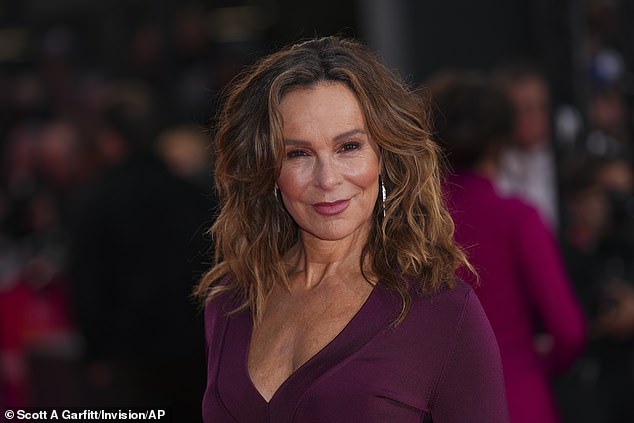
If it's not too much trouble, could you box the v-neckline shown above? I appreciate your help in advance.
[246,283,379,404]
[216,281,400,422]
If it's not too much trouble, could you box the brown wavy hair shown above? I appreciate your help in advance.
[194,36,470,323]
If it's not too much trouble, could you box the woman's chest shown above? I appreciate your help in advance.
[247,291,369,400]
[210,325,438,423]
[205,303,450,423]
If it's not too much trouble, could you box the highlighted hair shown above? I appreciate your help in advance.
[194,36,470,324]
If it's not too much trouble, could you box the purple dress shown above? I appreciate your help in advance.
[202,279,509,422]
[444,170,586,423]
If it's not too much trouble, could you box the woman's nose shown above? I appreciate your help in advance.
[314,157,342,190]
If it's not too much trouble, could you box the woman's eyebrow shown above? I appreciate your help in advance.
[333,129,367,142]
[283,139,310,146]
[284,129,367,146]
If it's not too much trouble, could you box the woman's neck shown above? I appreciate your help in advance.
[285,230,372,290]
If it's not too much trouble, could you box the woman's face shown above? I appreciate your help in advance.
[277,82,380,243]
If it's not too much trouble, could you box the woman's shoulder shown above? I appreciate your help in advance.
[426,278,474,305]
[202,277,244,322]
[406,278,486,327]
[408,276,472,302]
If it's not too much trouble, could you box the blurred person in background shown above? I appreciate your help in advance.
[583,0,632,161]
[429,70,586,423]
[492,61,560,232]
[585,78,631,160]
[155,124,212,191]
[557,154,634,423]
[68,83,214,422]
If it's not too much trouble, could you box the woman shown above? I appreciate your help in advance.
[195,37,509,422]
[429,71,586,423]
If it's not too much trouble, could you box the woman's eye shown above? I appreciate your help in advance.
[340,141,361,152]
[286,149,309,159]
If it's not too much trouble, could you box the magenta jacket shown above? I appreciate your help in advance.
[444,170,586,423]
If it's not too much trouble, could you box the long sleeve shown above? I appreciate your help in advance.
[432,289,510,423]
[514,204,586,373]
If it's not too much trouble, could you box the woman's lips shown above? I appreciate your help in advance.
[312,199,350,216]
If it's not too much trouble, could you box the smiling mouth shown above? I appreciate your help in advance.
[312,199,350,216]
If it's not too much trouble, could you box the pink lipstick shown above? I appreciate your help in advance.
[312,199,349,216]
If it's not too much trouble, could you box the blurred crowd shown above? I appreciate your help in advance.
[424,1,634,420]
[0,1,633,422]
[0,2,270,420]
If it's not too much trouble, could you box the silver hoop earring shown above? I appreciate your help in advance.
[274,184,282,233]
[274,184,281,202]
[380,176,387,219]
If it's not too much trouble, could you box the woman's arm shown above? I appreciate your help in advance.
[432,289,510,423]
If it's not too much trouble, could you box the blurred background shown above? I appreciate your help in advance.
[0,0,633,422]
